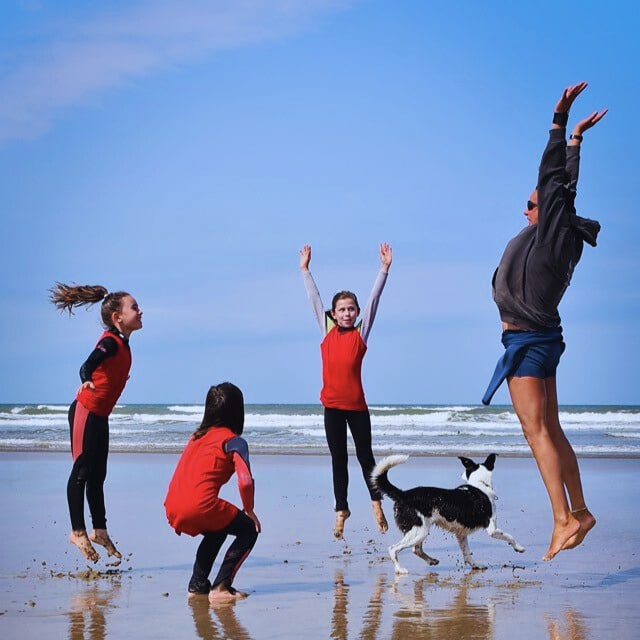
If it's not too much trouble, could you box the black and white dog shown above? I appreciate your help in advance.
[371,454,524,573]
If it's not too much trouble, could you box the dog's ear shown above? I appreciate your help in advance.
[458,456,478,473]
[483,453,497,471]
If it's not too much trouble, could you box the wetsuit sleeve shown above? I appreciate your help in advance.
[224,436,255,512]
[359,270,388,344]
[536,128,573,244]
[79,337,119,383]
[302,269,327,335]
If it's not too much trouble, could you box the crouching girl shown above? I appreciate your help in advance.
[165,382,261,603]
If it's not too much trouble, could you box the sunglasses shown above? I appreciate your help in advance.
[527,200,538,211]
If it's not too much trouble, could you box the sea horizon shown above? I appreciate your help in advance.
[2,402,639,458]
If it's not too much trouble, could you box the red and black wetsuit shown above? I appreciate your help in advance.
[67,329,131,531]
[165,427,258,594]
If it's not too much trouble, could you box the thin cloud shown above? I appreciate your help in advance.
[0,0,353,142]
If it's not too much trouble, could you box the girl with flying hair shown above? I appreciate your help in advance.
[51,283,143,563]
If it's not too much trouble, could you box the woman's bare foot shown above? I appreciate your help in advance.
[562,508,596,551]
[69,530,100,563]
[371,500,388,534]
[89,529,122,559]
[542,515,581,561]
[333,510,351,539]
[209,585,249,604]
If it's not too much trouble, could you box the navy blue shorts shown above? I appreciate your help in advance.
[511,340,565,379]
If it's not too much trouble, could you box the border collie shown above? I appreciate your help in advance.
[371,454,524,573]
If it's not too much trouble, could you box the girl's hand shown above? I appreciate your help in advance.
[77,380,95,395]
[299,244,311,271]
[379,242,392,272]
[246,510,262,533]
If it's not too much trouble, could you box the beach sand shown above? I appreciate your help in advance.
[1,452,638,639]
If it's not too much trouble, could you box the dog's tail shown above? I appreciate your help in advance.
[370,455,408,502]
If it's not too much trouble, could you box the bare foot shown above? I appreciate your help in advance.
[209,585,249,604]
[333,510,351,540]
[69,530,100,563]
[542,516,581,561]
[562,509,596,551]
[371,500,388,534]
[89,529,122,559]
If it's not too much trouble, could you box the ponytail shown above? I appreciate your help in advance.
[50,283,130,329]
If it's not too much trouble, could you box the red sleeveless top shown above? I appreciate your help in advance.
[77,330,131,417]
[320,326,368,411]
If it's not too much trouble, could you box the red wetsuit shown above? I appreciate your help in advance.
[77,330,131,417]
[67,329,132,530]
[165,427,255,536]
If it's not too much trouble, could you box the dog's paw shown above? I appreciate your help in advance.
[428,557,439,566]
[514,544,525,553]
[471,564,487,571]
[394,566,409,575]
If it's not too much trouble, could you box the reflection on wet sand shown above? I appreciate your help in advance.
[388,573,494,639]
[547,610,590,640]
[327,567,586,640]
[68,581,121,640]
[331,570,387,640]
[189,597,253,640]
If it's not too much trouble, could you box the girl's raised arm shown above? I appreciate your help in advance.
[300,244,326,334]
[360,243,392,343]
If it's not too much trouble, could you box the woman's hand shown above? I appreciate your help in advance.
[555,81,588,113]
[299,244,311,271]
[573,109,608,135]
[379,242,392,272]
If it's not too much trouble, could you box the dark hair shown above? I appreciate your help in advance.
[49,283,130,329]
[331,290,360,314]
[192,382,245,439]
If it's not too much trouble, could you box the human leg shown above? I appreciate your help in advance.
[209,511,259,603]
[67,401,99,562]
[83,416,122,559]
[85,423,108,531]
[324,408,351,538]
[347,411,388,533]
[507,375,579,560]
[544,379,596,549]
[189,531,227,596]
[324,408,350,511]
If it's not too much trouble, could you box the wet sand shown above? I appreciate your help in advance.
[1,452,638,639]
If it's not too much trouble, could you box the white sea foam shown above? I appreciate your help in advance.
[168,405,203,414]
[558,410,639,424]
[1,404,639,456]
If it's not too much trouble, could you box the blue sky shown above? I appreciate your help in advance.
[1,0,637,405]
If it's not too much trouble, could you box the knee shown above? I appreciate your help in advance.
[238,529,258,551]
[70,465,89,484]
[354,447,374,467]
[520,420,549,443]
[330,449,348,466]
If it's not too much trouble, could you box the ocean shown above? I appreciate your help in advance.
[1,404,639,458]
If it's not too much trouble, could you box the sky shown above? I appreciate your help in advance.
[0,0,638,406]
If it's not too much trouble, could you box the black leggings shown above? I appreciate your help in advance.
[324,407,382,512]
[67,400,109,531]
[191,511,259,591]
